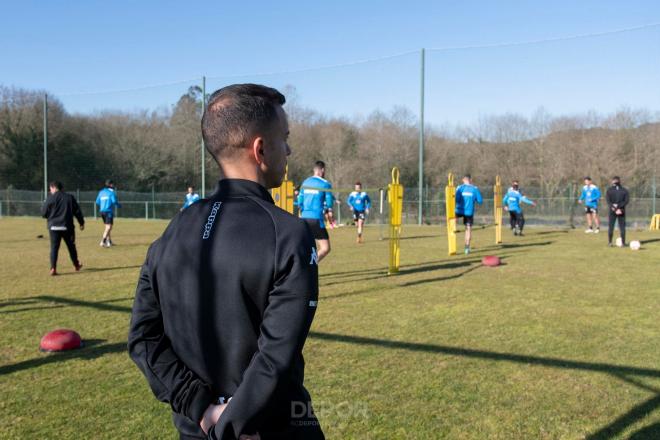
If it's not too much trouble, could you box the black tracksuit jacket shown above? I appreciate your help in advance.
[41,191,85,229]
[128,179,323,440]
[605,184,630,214]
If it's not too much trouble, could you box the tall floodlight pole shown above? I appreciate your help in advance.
[418,48,425,225]
[201,76,207,198]
[43,93,48,200]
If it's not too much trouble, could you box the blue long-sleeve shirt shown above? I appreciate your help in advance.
[182,192,201,209]
[96,187,121,213]
[298,176,334,226]
[579,184,601,209]
[503,188,534,213]
[347,191,371,212]
[455,184,483,217]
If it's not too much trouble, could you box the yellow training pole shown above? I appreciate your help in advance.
[650,214,660,231]
[445,173,457,255]
[494,175,503,244]
[388,167,403,275]
[271,166,295,214]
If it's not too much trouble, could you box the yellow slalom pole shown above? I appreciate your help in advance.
[271,165,295,214]
[445,173,457,256]
[388,167,403,275]
[650,214,660,230]
[494,175,503,244]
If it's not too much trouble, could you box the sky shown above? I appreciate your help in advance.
[2,0,660,126]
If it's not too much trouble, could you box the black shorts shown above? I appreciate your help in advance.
[101,213,114,225]
[456,214,474,226]
[585,207,598,214]
[353,211,366,221]
[303,219,329,240]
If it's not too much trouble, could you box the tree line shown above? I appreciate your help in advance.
[1,85,658,197]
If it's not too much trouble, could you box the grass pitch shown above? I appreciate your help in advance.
[1,217,659,439]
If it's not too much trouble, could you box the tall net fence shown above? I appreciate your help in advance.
[2,185,656,229]
[1,24,659,227]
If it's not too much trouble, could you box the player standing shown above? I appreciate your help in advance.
[182,186,201,210]
[606,176,629,247]
[95,179,121,247]
[347,182,371,243]
[578,176,601,233]
[503,180,536,236]
[298,161,334,261]
[454,174,483,254]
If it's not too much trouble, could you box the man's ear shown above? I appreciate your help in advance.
[251,137,265,164]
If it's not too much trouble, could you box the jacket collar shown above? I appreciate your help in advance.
[215,179,274,203]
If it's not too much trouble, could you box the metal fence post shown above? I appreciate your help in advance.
[93,202,97,220]
[145,201,149,220]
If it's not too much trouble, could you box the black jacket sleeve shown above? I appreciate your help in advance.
[128,242,215,425]
[72,197,85,226]
[211,224,318,440]
[605,188,613,208]
[41,196,52,219]
[620,188,630,209]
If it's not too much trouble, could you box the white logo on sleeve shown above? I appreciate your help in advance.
[310,247,318,265]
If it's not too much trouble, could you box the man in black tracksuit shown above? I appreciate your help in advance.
[605,176,630,246]
[41,181,84,275]
[128,84,324,440]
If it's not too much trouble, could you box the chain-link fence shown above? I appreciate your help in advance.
[3,186,656,229]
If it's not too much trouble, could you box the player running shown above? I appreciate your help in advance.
[503,180,536,236]
[41,181,84,276]
[347,181,371,243]
[298,161,334,261]
[454,174,483,254]
[578,176,601,233]
[181,186,201,210]
[95,179,121,247]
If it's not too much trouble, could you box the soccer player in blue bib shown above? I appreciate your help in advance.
[578,176,601,233]
[455,174,483,254]
[182,186,201,210]
[503,180,536,236]
[298,161,334,261]
[347,181,371,243]
[95,179,121,247]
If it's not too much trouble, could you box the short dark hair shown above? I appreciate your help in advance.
[612,176,621,182]
[314,161,326,170]
[463,174,471,180]
[105,179,114,187]
[49,181,63,190]
[355,181,362,186]
[202,84,286,162]
[584,176,592,181]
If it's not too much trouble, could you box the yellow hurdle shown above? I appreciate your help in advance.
[445,173,457,256]
[271,166,295,214]
[494,175,503,244]
[388,167,403,275]
[650,214,660,231]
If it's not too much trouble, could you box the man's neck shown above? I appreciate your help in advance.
[220,164,267,187]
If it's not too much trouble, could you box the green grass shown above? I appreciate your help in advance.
[1,217,659,439]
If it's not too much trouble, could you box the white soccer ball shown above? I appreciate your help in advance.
[615,237,623,247]
[630,240,641,250]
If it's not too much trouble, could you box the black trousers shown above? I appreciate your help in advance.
[49,229,79,269]
[608,212,626,244]
[509,211,525,231]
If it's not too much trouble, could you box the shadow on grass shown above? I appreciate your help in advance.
[321,260,484,288]
[78,265,142,273]
[309,331,660,438]
[0,339,126,376]
[0,295,133,314]
[641,238,660,245]
[500,241,554,249]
